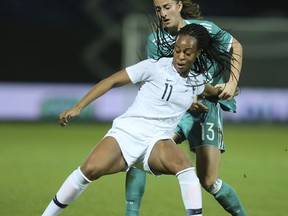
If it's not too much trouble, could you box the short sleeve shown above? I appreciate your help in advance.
[125,59,153,84]
[147,32,159,59]
[210,22,233,51]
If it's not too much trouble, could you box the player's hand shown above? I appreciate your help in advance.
[59,106,81,127]
[189,97,208,113]
[215,83,239,100]
[234,86,240,96]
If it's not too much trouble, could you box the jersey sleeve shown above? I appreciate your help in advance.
[125,59,153,84]
[147,32,159,59]
[210,21,233,51]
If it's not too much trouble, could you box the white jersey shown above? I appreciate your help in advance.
[105,57,204,173]
[125,57,203,122]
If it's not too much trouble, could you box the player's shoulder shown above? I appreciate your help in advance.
[140,57,171,68]
[148,57,173,74]
[157,57,172,66]
[185,19,215,26]
[148,29,161,41]
[185,19,219,33]
[147,31,154,40]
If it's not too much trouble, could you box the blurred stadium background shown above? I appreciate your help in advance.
[1,0,288,122]
[1,1,288,215]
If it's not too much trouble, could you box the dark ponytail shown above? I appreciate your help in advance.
[180,0,203,20]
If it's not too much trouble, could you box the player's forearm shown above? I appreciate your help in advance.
[73,79,114,111]
[229,38,243,86]
[74,70,131,111]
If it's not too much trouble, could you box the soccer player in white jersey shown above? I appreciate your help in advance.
[42,23,235,216]
[125,1,247,216]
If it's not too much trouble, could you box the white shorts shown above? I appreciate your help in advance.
[104,116,173,175]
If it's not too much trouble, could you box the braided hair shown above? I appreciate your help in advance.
[180,23,234,74]
[154,23,237,82]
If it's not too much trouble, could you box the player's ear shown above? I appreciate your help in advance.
[178,0,183,12]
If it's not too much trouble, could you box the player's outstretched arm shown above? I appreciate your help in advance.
[59,70,131,126]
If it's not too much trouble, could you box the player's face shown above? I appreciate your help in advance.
[172,35,200,77]
[153,0,183,30]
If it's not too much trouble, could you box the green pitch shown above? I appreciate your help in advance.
[0,121,287,216]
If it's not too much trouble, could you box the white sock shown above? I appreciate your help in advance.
[42,167,91,216]
[176,167,202,216]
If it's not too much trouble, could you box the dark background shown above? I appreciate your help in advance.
[1,0,287,85]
